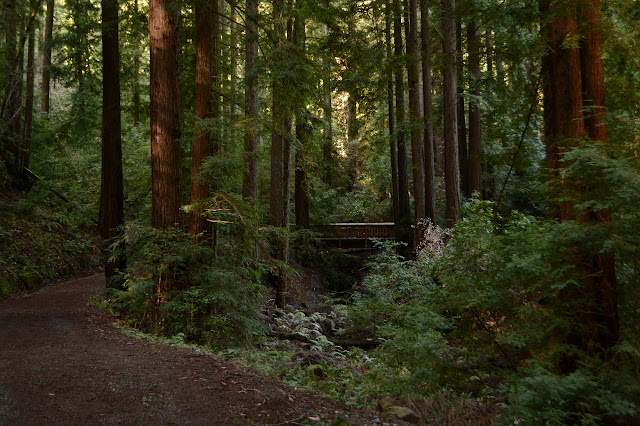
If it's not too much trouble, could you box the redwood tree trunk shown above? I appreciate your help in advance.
[3,0,22,179]
[386,0,399,224]
[347,90,358,185]
[22,18,35,171]
[294,15,309,229]
[149,0,182,229]
[541,0,618,366]
[270,0,285,229]
[242,0,259,201]
[442,0,460,226]
[393,0,413,253]
[467,20,481,196]
[189,2,213,237]
[295,117,310,229]
[579,0,619,355]
[100,0,126,286]
[40,0,53,115]
[321,25,334,187]
[456,21,468,198]
[132,0,141,127]
[541,0,584,220]
[420,0,436,222]
[406,0,425,238]
[270,0,289,308]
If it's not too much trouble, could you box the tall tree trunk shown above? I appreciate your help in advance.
[321,24,334,187]
[3,0,22,179]
[579,0,619,355]
[386,0,399,224]
[541,0,584,371]
[406,0,425,240]
[393,0,413,253]
[100,0,126,287]
[132,0,141,127]
[420,0,435,222]
[282,6,294,237]
[39,0,53,115]
[294,117,310,228]
[242,0,259,200]
[189,2,213,238]
[36,14,43,93]
[442,0,460,226]
[467,20,481,196]
[485,30,493,77]
[541,0,619,369]
[294,15,309,229]
[270,0,285,229]
[212,0,221,157]
[270,0,288,308]
[347,90,358,186]
[22,16,35,171]
[149,0,182,229]
[229,2,237,125]
[541,0,583,220]
[456,21,468,198]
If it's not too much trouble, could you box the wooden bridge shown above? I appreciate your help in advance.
[312,222,396,249]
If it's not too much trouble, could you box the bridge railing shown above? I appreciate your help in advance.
[311,222,395,249]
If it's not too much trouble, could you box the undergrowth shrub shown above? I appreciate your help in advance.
[108,223,265,348]
[346,241,456,396]
[342,197,639,422]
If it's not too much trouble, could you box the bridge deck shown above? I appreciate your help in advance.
[312,222,395,249]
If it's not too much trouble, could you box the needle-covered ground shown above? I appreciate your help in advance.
[0,274,399,425]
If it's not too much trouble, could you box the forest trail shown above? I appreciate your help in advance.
[0,275,388,425]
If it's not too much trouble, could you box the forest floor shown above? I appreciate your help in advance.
[0,274,401,425]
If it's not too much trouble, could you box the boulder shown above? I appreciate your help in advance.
[378,397,420,424]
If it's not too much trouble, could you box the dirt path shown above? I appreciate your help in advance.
[0,275,390,425]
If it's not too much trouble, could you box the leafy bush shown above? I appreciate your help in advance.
[341,196,639,422]
[108,224,265,348]
[346,241,455,396]
[502,364,638,424]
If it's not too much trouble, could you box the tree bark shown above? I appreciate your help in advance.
[347,90,358,185]
[385,0,399,225]
[270,0,285,229]
[39,0,53,115]
[282,7,294,237]
[578,0,619,356]
[22,16,35,171]
[541,0,618,367]
[321,24,334,187]
[3,0,22,179]
[242,0,259,201]
[132,0,141,127]
[420,0,435,222]
[467,20,481,196]
[149,0,182,229]
[294,15,309,229]
[541,0,583,220]
[189,2,213,238]
[393,0,413,253]
[442,0,460,226]
[406,0,425,239]
[100,0,126,286]
[270,0,289,309]
[229,3,237,125]
[456,21,468,199]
